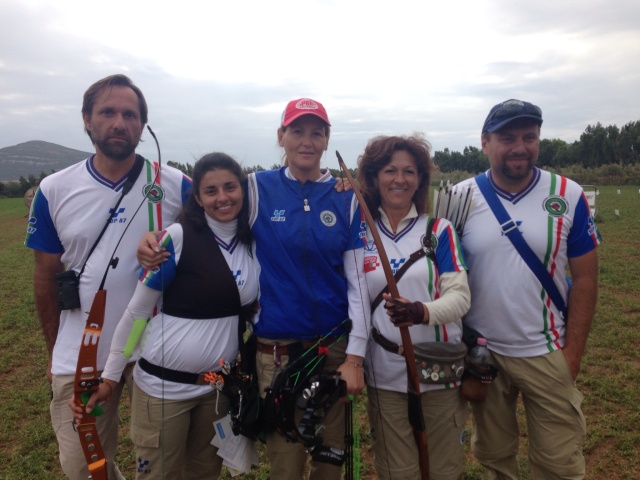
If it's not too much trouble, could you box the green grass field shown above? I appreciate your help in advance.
[0,185,639,479]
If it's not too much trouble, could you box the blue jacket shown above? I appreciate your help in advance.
[248,167,363,339]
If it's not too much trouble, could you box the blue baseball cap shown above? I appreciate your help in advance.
[482,99,543,133]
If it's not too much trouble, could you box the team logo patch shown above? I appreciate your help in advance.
[364,239,377,253]
[543,196,568,217]
[389,258,406,274]
[27,217,37,235]
[364,255,380,272]
[420,232,438,254]
[271,210,286,222]
[137,457,151,474]
[320,210,337,227]
[143,183,165,203]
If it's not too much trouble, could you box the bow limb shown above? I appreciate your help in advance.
[336,151,430,480]
[74,289,108,480]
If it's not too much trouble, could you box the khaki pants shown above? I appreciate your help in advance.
[257,338,347,480]
[50,364,133,480]
[471,349,586,480]
[130,381,229,480]
[367,386,468,480]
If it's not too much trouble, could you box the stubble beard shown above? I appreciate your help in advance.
[501,156,534,181]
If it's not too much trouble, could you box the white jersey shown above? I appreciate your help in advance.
[103,217,259,400]
[364,207,467,393]
[458,168,600,357]
[25,155,190,375]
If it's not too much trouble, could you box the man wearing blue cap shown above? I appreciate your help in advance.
[455,99,601,479]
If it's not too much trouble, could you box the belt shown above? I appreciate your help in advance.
[138,357,210,385]
[372,326,404,356]
[256,335,342,356]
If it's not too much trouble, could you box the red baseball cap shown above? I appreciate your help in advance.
[281,98,331,127]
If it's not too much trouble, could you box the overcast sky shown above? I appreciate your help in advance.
[2,0,639,171]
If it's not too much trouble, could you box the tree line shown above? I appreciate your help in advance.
[442,120,640,171]
[0,171,49,199]
[3,119,639,200]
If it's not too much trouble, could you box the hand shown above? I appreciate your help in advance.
[337,355,365,399]
[69,380,115,421]
[383,293,427,327]
[137,231,168,269]
[561,347,581,381]
[333,177,353,193]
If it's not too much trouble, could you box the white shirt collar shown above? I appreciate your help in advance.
[377,203,419,230]
[284,166,333,183]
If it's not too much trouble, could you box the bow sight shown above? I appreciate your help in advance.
[264,343,347,465]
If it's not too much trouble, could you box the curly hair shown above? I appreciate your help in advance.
[356,134,433,218]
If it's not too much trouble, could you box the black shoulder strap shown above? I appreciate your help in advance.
[422,216,437,264]
[122,154,145,195]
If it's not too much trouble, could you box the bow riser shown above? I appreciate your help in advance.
[74,289,108,480]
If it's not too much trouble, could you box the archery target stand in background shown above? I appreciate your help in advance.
[581,184,597,217]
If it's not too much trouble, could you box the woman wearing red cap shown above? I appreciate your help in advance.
[248,98,368,480]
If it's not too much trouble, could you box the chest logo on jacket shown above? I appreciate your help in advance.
[109,207,127,224]
[142,183,165,204]
[320,210,336,227]
[271,210,286,222]
[543,196,568,217]
[389,258,406,274]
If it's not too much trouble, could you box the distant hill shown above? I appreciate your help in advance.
[0,140,92,182]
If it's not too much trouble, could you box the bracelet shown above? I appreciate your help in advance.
[346,359,364,372]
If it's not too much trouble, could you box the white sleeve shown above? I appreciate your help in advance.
[344,247,370,358]
[425,270,470,326]
[101,282,162,382]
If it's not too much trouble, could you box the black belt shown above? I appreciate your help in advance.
[138,357,210,385]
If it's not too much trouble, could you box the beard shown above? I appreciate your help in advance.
[94,135,139,161]
[501,156,534,180]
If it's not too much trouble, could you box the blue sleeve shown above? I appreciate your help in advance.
[24,188,64,253]
[567,193,600,258]
[138,230,177,291]
[435,222,467,274]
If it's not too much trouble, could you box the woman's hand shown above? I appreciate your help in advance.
[333,177,353,192]
[383,293,428,327]
[338,354,365,399]
[137,231,168,270]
